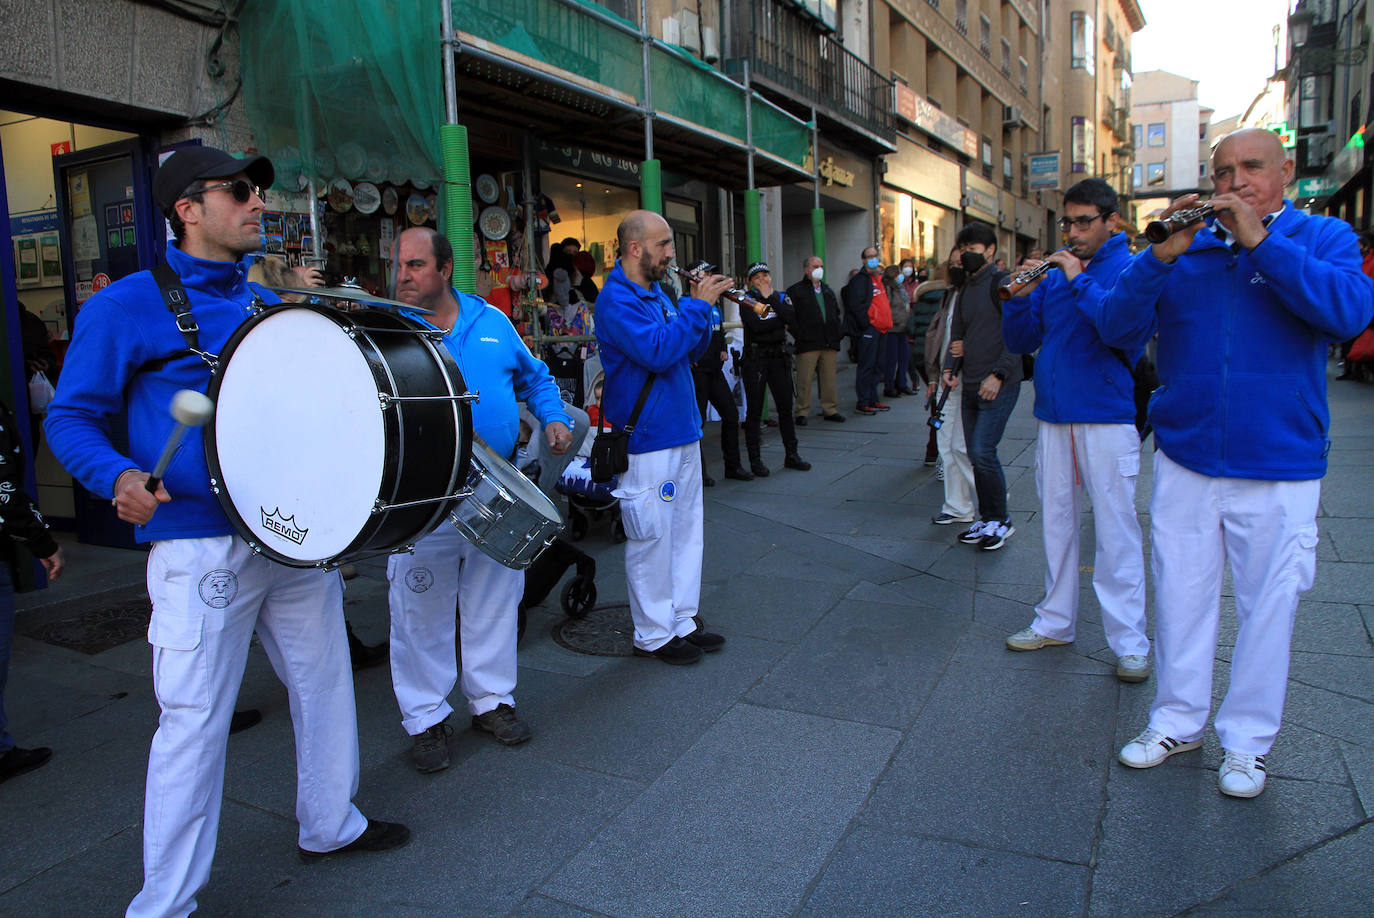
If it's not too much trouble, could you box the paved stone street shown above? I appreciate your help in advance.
[2,369,1372,917]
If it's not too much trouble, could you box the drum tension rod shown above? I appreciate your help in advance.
[376,392,480,409]
[373,486,476,513]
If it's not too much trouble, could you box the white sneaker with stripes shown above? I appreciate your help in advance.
[1118,727,1202,768]
[1219,750,1267,798]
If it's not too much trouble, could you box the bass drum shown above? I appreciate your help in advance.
[206,304,472,566]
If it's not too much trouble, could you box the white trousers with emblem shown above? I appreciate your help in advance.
[1032,421,1149,657]
[128,536,366,918]
[613,443,704,651]
[936,383,975,519]
[1147,450,1321,755]
[387,523,523,734]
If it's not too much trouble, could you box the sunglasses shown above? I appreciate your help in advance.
[1058,214,1109,231]
[191,179,264,204]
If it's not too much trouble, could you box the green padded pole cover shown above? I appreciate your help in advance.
[640,159,662,213]
[441,123,475,294]
[811,208,827,268]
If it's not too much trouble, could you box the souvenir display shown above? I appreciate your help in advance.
[479,205,512,241]
[335,142,368,180]
[353,182,381,215]
[328,178,354,213]
[476,174,500,204]
[381,185,399,215]
[406,192,429,226]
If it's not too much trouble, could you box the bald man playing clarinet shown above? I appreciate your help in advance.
[1090,128,1374,798]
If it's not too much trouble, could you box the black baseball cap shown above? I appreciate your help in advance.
[153,146,274,212]
[746,261,770,279]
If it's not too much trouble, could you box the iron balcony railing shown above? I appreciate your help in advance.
[726,0,895,144]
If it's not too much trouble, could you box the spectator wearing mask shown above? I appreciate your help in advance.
[942,222,1021,550]
[741,262,810,476]
[842,246,892,415]
[925,247,976,525]
[881,263,915,399]
[911,268,946,467]
[785,256,845,424]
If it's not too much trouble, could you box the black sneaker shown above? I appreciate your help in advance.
[795,416,808,426]
[299,819,411,862]
[472,704,533,746]
[633,636,703,665]
[411,722,453,772]
[347,621,389,670]
[823,413,846,422]
[723,466,755,481]
[229,709,262,734]
[784,453,811,471]
[958,521,989,544]
[683,627,725,653]
[979,521,1016,551]
[750,461,771,477]
[0,746,52,783]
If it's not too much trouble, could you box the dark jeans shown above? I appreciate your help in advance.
[744,355,798,459]
[693,368,741,470]
[883,332,911,391]
[961,379,1020,522]
[855,329,881,407]
[0,564,14,753]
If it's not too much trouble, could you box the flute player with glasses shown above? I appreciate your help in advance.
[998,178,1151,684]
[1088,128,1374,798]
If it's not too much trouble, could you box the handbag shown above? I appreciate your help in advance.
[1110,348,1161,441]
[589,372,655,483]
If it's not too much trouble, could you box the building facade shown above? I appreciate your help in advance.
[1130,70,1214,223]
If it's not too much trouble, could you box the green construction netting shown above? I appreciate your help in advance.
[239,0,443,189]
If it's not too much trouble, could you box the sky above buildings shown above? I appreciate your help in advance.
[1133,0,1292,120]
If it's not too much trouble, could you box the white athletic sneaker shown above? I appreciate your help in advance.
[1005,626,1072,652]
[1118,727,1202,769]
[1116,655,1151,683]
[1219,750,1268,798]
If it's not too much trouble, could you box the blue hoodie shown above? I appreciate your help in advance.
[398,289,570,459]
[594,261,713,454]
[1002,232,1141,424]
[1089,201,1374,481]
[45,243,277,542]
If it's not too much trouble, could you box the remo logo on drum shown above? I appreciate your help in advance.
[261,507,308,545]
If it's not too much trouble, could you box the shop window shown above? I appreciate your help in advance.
[1133,163,1143,187]
[1147,123,1165,147]
[1070,12,1095,74]
[1147,162,1165,186]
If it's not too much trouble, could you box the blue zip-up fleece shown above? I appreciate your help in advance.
[1002,232,1141,424]
[401,290,571,460]
[594,262,713,454]
[45,244,278,542]
[1089,201,1374,481]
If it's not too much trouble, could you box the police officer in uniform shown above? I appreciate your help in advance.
[740,262,810,477]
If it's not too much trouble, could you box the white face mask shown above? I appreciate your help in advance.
[811,266,824,281]
[901,266,913,278]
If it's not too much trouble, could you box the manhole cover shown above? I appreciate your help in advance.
[553,603,634,656]
[25,597,152,655]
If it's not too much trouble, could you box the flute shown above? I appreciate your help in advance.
[670,264,771,315]
[1144,202,1215,244]
[998,246,1073,300]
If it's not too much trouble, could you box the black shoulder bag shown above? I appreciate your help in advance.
[1109,347,1160,441]
[589,373,655,483]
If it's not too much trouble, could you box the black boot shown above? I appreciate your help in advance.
[723,465,754,481]
[784,453,811,471]
[750,458,771,477]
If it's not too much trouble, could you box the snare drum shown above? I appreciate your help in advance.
[206,304,473,566]
[450,439,563,569]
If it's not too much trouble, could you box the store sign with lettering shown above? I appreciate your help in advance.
[1028,153,1060,190]
[537,141,641,185]
[893,83,979,160]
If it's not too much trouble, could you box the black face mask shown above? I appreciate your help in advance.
[947,265,967,287]
[959,251,987,274]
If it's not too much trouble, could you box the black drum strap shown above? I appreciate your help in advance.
[138,261,219,374]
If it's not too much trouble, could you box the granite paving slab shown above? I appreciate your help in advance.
[699,573,848,644]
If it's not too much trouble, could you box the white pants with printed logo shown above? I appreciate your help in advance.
[613,443,704,651]
[387,524,523,734]
[936,383,975,519]
[1147,450,1321,755]
[1032,421,1149,657]
[128,536,366,918]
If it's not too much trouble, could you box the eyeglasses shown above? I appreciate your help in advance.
[1058,214,1108,231]
[190,179,264,204]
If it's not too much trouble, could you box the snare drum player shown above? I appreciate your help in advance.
[1093,129,1374,797]
[45,147,408,918]
[388,227,573,772]
[594,211,732,665]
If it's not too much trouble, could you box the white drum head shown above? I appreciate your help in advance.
[213,308,386,562]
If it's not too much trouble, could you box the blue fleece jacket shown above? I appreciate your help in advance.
[1002,232,1141,424]
[1089,201,1374,481]
[400,289,571,460]
[594,261,713,454]
[45,244,278,542]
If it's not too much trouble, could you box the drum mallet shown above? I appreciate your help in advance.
[145,390,215,493]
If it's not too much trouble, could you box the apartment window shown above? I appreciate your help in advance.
[1199,123,1207,140]
[981,138,994,179]
[1103,16,1116,48]
[980,15,991,57]
[1133,164,1143,187]
[1199,162,1208,179]
[1019,57,1029,94]
[1071,115,1091,173]
[1147,123,1165,147]
[1147,162,1165,186]
[926,0,938,8]
[1070,12,1095,74]
[1003,151,1014,189]
[955,0,967,35]
[1001,39,1012,76]
[1132,124,1143,149]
